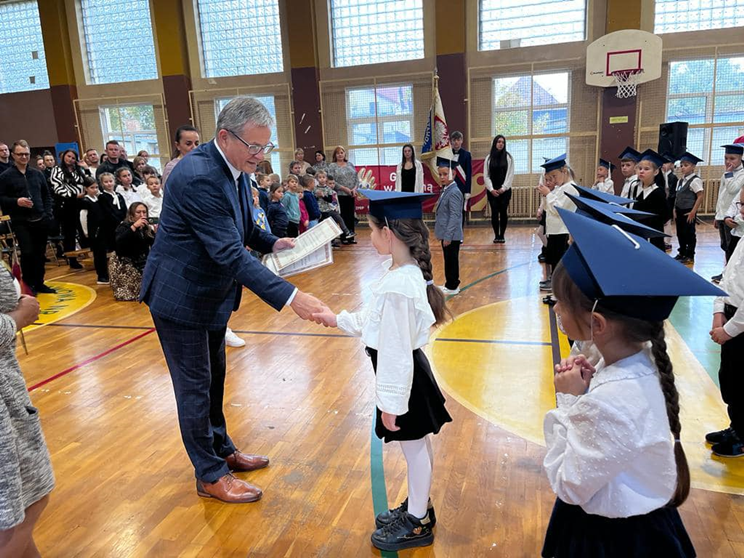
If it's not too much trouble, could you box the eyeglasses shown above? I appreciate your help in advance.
[228,130,274,155]
[13,152,30,158]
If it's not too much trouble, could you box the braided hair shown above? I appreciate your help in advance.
[368,215,449,325]
[552,262,690,507]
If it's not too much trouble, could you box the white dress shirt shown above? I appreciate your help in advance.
[143,194,163,218]
[115,185,142,208]
[620,176,640,199]
[545,182,578,235]
[544,350,677,518]
[714,238,744,338]
[593,178,614,194]
[716,165,744,220]
[724,197,744,239]
[336,260,435,416]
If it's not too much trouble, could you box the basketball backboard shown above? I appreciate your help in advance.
[586,29,662,88]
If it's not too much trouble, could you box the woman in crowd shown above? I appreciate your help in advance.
[483,135,514,244]
[0,268,55,557]
[313,150,328,172]
[132,156,148,186]
[328,145,359,242]
[294,148,311,175]
[395,144,424,193]
[111,202,155,301]
[256,160,274,175]
[50,149,87,268]
[161,125,200,188]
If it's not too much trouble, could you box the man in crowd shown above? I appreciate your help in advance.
[95,141,138,184]
[0,140,56,294]
[0,142,10,174]
[82,148,100,176]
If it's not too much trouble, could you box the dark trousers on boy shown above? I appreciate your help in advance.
[442,240,461,290]
[675,212,697,259]
[720,304,744,435]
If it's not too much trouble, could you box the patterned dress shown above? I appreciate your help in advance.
[0,268,55,530]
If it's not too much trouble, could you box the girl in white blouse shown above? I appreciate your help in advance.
[313,190,451,553]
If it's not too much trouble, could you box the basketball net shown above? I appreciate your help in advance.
[611,70,643,99]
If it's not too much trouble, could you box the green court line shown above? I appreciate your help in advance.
[668,297,722,386]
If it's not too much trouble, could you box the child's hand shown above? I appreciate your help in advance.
[686,211,696,224]
[710,326,732,345]
[712,312,726,330]
[555,354,595,378]
[381,412,400,431]
[312,307,337,328]
[554,359,591,396]
[725,217,737,229]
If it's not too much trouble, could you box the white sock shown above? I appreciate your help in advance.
[399,437,432,519]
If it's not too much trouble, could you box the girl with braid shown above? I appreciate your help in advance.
[540,208,724,558]
[313,190,452,552]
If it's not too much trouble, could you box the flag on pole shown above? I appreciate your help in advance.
[421,73,454,177]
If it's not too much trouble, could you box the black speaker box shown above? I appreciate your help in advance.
[658,122,688,159]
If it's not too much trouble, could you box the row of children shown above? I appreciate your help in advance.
[310,175,730,554]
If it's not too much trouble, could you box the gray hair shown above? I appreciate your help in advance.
[216,96,274,133]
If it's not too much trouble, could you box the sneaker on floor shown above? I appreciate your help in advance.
[96,278,110,285]
[706,427,737,445]
[371,511,434,552]
[712,433,744,458]
[537,254,546,263]
[439,286,460,295]
[497,237,506,244]
[711,273,723,283]
[69,260,83,269]
[539,281,552,292]
[543,295,556,306]
[225,328,246,348]
[376,498,437,529]
[674,254,686,261]
[681,257,694,265]
[35,284,57,294]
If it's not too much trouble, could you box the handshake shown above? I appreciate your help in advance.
[289,291,337,328]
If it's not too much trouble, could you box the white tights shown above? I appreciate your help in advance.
[399,436,433,519]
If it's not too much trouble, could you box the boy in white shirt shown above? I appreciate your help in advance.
[143,175,163,219]
[712,144,744,282]
[618,147,641,200]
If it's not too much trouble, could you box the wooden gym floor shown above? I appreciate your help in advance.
[19,221,744,557]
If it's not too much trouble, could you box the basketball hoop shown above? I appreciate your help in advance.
[611,70,643,99]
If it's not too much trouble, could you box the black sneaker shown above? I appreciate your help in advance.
[712,432,744,458]
[674,254,686,261]
[706,427,737,444]
[537,254,546,263]
[69,259,83,269]
[35,284,57,294]
[712,273,723,283]
[375,498,437,529]
[371,511,434,551]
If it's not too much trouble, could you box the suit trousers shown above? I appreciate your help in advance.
[151,313,236,482]
[14,220,49,289]
[720,305,744,435]
[442,240,461,290]
[718,220,733,259]
[675,212,697,258]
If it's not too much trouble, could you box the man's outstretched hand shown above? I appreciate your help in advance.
[290,291,329,324]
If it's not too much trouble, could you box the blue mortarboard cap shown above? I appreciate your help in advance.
[639,149,665,168]
[618,147,641,162]
[598,158,616,172]
[436,156,454,168]
[541,153,568,173]
[556,209,725,321]
[722,144,744,156]
[679,151,703,165]
[361,189,435,221]
[566,194,667,239]
[574,185,634,206]
[661,153,677,164]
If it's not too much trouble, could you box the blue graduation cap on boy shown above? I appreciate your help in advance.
[661,153,677,164]
[361,189,435,221]
[679,152,703,165]
[618,147,641,162]
[541,153,568,173]
[436,156,455,168]
[556,208,725,321]
[639,149,665,168]
[566,194,667,238]
[574,184,634,206]
[722,144,744,156]
[598,158,616,172]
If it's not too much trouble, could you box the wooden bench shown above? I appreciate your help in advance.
[63,249,93,266]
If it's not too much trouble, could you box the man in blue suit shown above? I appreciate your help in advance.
[141,97,327,504]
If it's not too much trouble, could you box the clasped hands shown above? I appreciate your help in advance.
[710,313,732,345]
[553,354,596,396]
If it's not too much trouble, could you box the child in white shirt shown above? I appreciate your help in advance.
[143,176,163,219]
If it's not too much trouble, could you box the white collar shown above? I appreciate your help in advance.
[214,140,241,183]
[590,349,655,390]
[84,194,97,201]
[641,183,658,196]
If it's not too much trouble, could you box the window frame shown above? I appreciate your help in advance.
[98,103,162,168]
[490,70,572,174]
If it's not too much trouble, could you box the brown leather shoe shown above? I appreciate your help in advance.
[225,450,270,472]
[196,473,262,503]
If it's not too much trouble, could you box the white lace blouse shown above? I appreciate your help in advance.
[543,350,677,518]
[336,260,435,416]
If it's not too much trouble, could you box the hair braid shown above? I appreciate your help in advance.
[649,322,690,507]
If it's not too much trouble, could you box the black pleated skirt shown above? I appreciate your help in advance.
[542,498,696,558]
[366,347,452,443]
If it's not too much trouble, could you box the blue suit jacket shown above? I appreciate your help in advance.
[140,140,295,328]
[453,148,472,195]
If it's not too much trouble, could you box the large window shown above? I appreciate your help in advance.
[197,0,283,78]
[79,0,158,84]
[215,96,282,170]
[345,84,414,166]
[492,72,570,173]
[330,0,424,68]
[655,0,744,34]
[479,0,585,51]
[666,56,744,165]
[99,105,161,168]
[0,1,49,94]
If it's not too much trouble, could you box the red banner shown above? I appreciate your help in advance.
[354,160,488,213]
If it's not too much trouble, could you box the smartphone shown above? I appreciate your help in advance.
[147,217,159,225]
